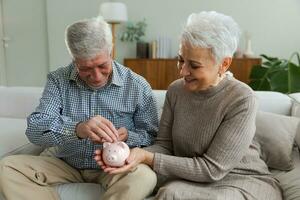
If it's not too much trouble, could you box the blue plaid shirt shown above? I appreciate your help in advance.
[26,61,159,169]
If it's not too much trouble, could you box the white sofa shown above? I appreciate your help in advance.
[1,86,300,200]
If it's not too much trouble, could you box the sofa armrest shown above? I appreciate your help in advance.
[0,118,44,159]
[0,143,44,159]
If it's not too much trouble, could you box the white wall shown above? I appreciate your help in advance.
[115,0,300,62]
[46,0,100,70]
[0,0,48,86]
[46,0,300,70]
[1,0,300,85]
[0,0,7,85]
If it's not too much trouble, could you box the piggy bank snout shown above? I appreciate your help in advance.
[106,154,117,161]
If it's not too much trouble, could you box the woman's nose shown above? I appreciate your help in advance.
[179,63,190,76]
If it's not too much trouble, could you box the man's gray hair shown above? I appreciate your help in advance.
[65,17,112,59]
[180,11,241,63]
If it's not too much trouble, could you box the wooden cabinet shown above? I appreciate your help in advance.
[124,58,261,90]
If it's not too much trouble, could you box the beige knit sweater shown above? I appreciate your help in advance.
[146,75,270,183]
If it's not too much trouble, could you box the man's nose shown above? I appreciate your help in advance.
[91,68,102,80]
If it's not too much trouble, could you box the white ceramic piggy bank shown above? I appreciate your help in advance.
[102,142,130,167]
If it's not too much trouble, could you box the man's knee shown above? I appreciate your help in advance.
[0,155,20,191]
[0,155,19,170]
[132,164,157,187]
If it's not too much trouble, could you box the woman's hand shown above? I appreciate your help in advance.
[94,147,154,174]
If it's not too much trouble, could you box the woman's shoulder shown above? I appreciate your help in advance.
[167,78,185,94]
[226,76,255,98]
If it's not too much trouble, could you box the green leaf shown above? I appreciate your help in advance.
[269,70,288,93]
[249,79,271,91]
[250,65,268,79]
[289,62,300,93]
[249,53,300,94]
[260,54,279,62]
[119,19,147,42]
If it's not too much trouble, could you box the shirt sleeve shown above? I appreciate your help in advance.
[126,86,159,148]
[26,73,80,147]
[151,95,258,182]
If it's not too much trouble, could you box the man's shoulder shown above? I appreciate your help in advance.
[48,64,73,80]
[116,62,152,90]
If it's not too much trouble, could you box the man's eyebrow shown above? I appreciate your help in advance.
[97,61,109,67]
[77,61,109,69]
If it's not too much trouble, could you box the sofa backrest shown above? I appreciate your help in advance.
[0,86,295,119]
[255,91,293,116]
[153,90,294,117]
[0,86,43,119]
[289,93,300,118]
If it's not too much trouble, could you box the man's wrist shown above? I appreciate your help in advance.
[75,121,84,139]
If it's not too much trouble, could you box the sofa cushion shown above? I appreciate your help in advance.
[254,111,300,170]
[56,183,104,200]
[273,148,300,200]
[56,182,154,200]
[153,90,166,119]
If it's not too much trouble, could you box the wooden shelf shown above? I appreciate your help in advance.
[124,58,261,90]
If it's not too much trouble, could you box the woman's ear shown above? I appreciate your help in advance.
[219,57,232,74]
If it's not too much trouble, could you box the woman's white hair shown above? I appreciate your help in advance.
[65,16,112,60]
[181,11,241,63]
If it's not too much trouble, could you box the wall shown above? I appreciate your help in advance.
[46,0,100,70]
[0,0,6,85]
[0,0,49,86]
[46,0,300,71]
[115,0,300,63]
[1,0,300,85]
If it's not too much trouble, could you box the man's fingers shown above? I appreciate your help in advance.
[87,132,102,143]
[98,123,118,142]
[100,118,119,140]
[92,126,113,143]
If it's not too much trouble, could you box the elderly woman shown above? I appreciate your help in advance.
[95,11,282,199]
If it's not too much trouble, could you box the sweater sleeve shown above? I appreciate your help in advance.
[152,95,258,182]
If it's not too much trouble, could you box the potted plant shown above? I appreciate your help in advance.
[249,52,300,93]
[120,19,149,58]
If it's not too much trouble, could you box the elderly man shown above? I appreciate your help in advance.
[0,17,158,200]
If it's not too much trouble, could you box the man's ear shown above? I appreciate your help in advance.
[219,57,232,74]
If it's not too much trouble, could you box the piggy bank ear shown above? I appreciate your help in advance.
[117,142,127,149]
[103,142,111,149]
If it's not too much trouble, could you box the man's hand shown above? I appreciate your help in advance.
[100,127,128,143]
[117,127,128,142]
[75,115,119,143]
